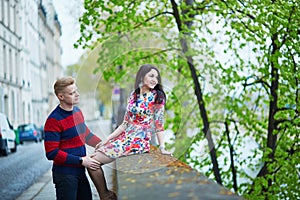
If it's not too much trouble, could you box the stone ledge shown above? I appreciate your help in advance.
[115,147,244,200]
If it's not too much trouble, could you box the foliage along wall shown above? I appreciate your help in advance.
[76,1,300,199]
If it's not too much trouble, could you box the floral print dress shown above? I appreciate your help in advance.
[97,90,165,158]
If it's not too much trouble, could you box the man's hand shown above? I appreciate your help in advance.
[81,156,101,170]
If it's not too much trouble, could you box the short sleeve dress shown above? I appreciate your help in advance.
[97,90,165,158]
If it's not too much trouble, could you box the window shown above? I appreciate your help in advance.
[3,45,7,79]
[12,3,16,32]
[15,52,19,83]
[11,90,15,123]
[3,0,8,26]
[7,0,10,28]
[0,42,2,76]
[4,94,8,116]
[9,48,12,81]
[0,0,3,22]
[18,124,34,132]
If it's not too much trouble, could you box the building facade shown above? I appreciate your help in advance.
[0,0,62,128]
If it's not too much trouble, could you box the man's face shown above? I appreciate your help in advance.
[60,83,80,105]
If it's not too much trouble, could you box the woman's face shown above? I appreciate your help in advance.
[142,69,159,90]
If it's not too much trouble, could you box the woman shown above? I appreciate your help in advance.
[88,64,172,200]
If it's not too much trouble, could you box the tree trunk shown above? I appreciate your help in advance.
[255,33,279,190]
[170,0,222,185]
[225,121,238,192]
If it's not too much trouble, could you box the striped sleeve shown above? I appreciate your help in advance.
[76,110,101,147]
[85,125,101,147]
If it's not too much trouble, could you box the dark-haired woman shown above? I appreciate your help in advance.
[88,64,171,200]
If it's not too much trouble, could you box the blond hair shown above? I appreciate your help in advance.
[54,76,75,96]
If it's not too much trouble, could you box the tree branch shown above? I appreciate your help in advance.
[231,120,241,146]
[137,48,182,60]
[251,86,263,113]
[170,0,182,32]
[242,75,271,95]
[276,107,295,112]
[236,0,246,7]
[193,0,213,12]
[220,0,270,36]
[275,116,300,130]
[271,129,298,175]
[133,11,174,29]
[225,120,238,192]
[287,46,299,114]
[277,6,295,50]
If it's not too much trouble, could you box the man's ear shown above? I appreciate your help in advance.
[57,93,64,101]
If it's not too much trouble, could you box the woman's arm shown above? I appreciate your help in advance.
[107,121,127,141]
[153,98,172,155]
[156,131,172,155]
[97,92,134,148]
[156,131,165,149]
[95,121,128,149]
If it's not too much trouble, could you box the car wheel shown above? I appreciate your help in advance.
[11,141,17,153]
[2,140,9,156]
[20,141,23,145]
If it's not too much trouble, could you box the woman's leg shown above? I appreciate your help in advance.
[88,151,116,199]
[91,151,115,164]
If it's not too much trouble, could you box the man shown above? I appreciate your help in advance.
[44,76,102,200]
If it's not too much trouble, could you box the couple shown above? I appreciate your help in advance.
[44,64,172,200]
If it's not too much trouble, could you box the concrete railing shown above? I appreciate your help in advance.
[114,147,244,200]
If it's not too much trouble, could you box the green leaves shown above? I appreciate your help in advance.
[77,0,300,198]
[215,0,300,198]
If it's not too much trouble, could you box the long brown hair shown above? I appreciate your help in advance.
[133,64,166,104]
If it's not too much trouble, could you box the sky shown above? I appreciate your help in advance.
[52,0,85,68]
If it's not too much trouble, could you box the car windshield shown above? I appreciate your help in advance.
[18,124,33,131]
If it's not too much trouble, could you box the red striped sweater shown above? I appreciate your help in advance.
[44,105,101,175]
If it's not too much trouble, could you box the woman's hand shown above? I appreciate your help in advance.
[159,146,173,156]
[95,138,109,149]
[95,123,125,150]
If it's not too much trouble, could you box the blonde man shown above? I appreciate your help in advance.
[44,76,103,200]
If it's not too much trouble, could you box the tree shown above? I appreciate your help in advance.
[65,51,114,108]
[214,0,300,198]
[77,0,299,198]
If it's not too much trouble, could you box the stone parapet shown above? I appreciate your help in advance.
[115,147,243,200]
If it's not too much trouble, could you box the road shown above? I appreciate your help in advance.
[0,119,112,200]
[0,142,51,200]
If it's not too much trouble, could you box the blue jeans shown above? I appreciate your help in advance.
[53,172,92,200]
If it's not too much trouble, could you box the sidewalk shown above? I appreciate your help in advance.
[16,119,115,200]
[16,162,116,200]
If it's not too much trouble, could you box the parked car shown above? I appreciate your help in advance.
[38,125,45,140]
[0,113,17,156]
[18,123,42,144]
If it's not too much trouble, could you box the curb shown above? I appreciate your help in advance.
[16,163,116,200]
[16,171,54,200]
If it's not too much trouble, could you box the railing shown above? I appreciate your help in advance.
[114,147,244,200]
